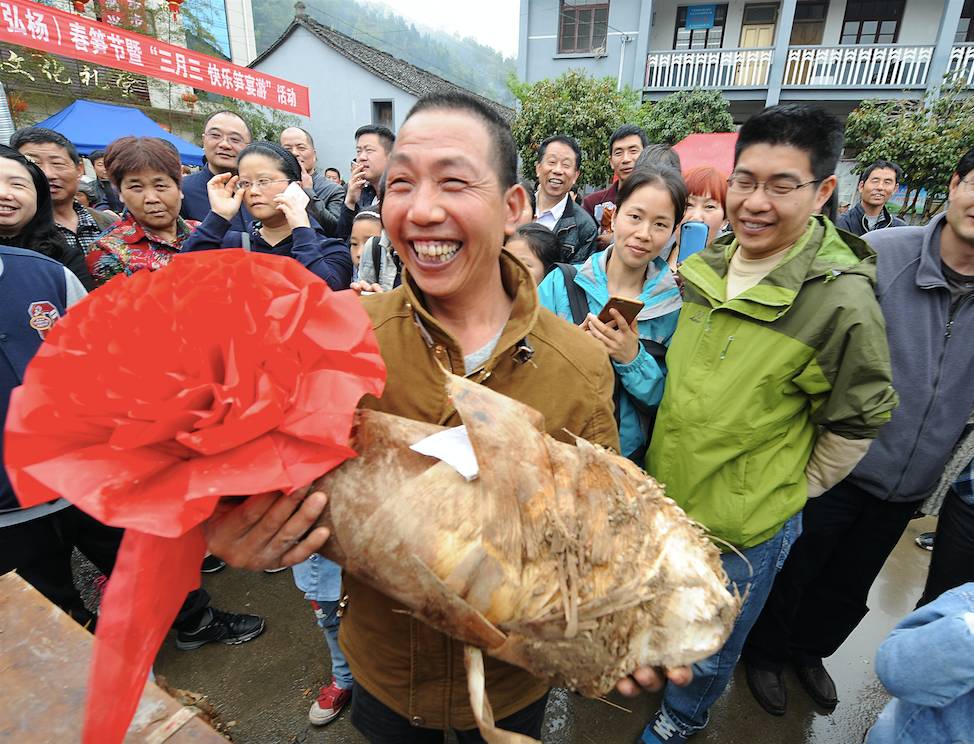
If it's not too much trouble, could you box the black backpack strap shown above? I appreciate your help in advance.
[370,236,382,279]
[556,263,588,325]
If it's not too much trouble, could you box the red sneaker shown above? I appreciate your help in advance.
[308,681,351,725]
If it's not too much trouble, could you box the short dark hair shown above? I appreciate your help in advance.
[282,126,315,149]
[735,103,843,182]
[10,127,80,165]
[237,141,303,182]
[635,143,682,172]
[89,149,106,162]
[354,125,395,153]
[104,136,182,187]
[203,110,252,140]
[325,166,341,176]
[616,165,688,230]
[538,135,582,171]
[859,160,904,185]
[954,147,974,181]
[510,222,560,277]
[609,124,649,152]
[404,92,517,188]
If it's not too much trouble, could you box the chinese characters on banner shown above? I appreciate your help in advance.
[0,0,310,115]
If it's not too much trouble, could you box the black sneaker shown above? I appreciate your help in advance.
[201,554,227,573]
[914,532,935,551]
[175,608,265,650]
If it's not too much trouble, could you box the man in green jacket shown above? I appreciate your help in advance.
[639,104,897,743]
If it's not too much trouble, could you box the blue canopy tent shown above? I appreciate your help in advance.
[35,100,204,166]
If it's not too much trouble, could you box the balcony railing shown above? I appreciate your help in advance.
[783,44,933,88]
[645,43,974,93]
[644,48,773,90]
[948,43,974,87]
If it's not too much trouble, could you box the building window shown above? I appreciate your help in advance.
[839,0,904,45]
[957,0,974,43]
[674,4,728,50]
[372,100,394,130]
[794,1,829,24]
[558,0,610,54]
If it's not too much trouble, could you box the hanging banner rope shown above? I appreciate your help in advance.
[0,0,310,115]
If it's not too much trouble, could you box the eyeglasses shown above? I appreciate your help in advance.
[204,130,247,147]
[235,178,290,192]
[728,174,821,197]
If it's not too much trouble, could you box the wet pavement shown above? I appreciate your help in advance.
[146,516,937,744]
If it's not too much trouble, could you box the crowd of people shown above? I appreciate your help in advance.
[0,93,972,744]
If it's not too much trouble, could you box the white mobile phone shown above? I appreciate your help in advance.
[282,181,310,209]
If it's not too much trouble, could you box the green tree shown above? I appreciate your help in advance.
[844,78,974,219]
[633,89,734,146]
[509,70,638,188]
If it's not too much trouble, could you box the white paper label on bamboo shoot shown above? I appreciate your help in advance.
[410,426,480,481]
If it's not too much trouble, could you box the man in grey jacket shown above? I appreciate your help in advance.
[281,126,344,238]
[743,147,974,716]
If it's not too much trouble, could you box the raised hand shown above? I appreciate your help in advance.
[206,172,244,222]
[273,182,311,230]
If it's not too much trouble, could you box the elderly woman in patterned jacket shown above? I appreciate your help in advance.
[85,136,198,286]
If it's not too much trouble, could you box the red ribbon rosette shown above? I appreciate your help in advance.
[4,250,385,743]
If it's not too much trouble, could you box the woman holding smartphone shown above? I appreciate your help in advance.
[669,165,729,271]
[181,142,352,291]
[537,165,685,461]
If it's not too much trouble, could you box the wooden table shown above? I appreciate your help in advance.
[0,572,227,743]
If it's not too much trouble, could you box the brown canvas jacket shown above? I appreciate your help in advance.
[338,249,620,730]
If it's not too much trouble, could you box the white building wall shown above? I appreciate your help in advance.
[252,25,418,173]
[225,0,258,66]
[897,0,946,46]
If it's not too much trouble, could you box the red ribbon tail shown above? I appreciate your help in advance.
[82,527,205,744]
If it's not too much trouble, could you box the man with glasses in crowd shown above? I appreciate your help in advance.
[181,111,252,231]
[640,104,897,743]
[743,147,974,718]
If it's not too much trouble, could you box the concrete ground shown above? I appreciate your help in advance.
[144,516,936,744]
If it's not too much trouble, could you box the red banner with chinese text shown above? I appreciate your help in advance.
[0,0,309,115]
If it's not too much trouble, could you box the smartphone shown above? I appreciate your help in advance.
[597,296,644,326]
[281,181,310,209]
[678,221,709,263]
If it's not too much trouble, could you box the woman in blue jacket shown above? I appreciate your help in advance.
[181,141,351,291]
[537,165,684,461]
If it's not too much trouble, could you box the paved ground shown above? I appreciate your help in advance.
[136,516,934,743]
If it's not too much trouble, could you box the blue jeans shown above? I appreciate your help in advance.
[292,554,353,689]
[657,512,802,736]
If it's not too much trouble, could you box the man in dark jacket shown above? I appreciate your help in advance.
[744,147,974,717]
[336,125,394,239]
[534,135,598,263]
[836,160,907,236]
[280,126,344,238]
[88,149,124,213]
[181,111,252,231]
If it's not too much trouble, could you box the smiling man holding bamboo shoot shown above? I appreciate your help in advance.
[201,93,706,742]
